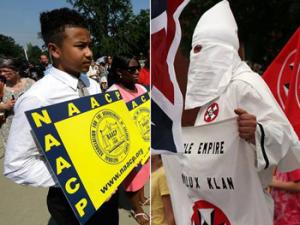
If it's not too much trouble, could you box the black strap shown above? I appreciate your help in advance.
[258,123,269,169]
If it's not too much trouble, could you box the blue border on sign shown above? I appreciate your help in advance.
[25,91,122,225]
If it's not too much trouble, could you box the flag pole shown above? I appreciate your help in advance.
[23,47,29,62]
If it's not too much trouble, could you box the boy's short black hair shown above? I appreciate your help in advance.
[40,8,88,46]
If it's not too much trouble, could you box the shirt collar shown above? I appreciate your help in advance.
[48,66,89,90]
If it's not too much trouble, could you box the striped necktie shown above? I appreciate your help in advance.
[77,78,89,97]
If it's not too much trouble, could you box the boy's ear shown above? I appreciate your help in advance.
[47,43,61,59]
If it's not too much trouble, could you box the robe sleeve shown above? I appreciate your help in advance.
[232,72,300,172]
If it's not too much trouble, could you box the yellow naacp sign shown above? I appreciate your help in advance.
[25,91,146,225]
[126,92,150,165]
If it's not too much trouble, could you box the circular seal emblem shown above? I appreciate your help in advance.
[133,107,150,142]
[204,102,219,123]
[191,200,231,225]
[90,109,130,164]
[277,49,297,109]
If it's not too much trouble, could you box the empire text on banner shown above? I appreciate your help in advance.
[25,90,146,225]
[163,118,273,225]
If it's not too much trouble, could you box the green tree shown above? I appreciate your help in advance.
[67,0,149,57]
[26,43,43,65]
[128,9,150,56]
[0,34,23,58]
[179,0,300,70]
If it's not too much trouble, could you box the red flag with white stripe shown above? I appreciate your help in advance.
[151,0,190,153]
[263,27,300,136]
[285,28,300,136]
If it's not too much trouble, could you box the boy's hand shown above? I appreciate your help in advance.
[234,108,256,144]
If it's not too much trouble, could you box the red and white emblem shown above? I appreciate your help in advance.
[204,103,219,122]
[277,49,297,109]
[191,200,231,225]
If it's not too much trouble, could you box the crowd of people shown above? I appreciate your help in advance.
[0,7,150,225]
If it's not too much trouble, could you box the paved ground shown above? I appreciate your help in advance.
[0,148,149,225]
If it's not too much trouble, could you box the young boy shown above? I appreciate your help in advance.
[4,8,119,225]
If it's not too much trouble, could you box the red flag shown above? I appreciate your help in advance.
[285,28,300,136]
[151,0,190,152]
[263,27,300,136]
[263,28,300,110]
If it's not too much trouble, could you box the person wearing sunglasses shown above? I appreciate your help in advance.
[107,55,150,225]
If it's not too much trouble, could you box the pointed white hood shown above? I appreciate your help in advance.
[192,0,239,50]
[185,0,243,109]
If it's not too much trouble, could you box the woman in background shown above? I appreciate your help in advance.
[0,57,35,144]
[107,55,150,225]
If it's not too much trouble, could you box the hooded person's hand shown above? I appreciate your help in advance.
[234,108,256,144]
